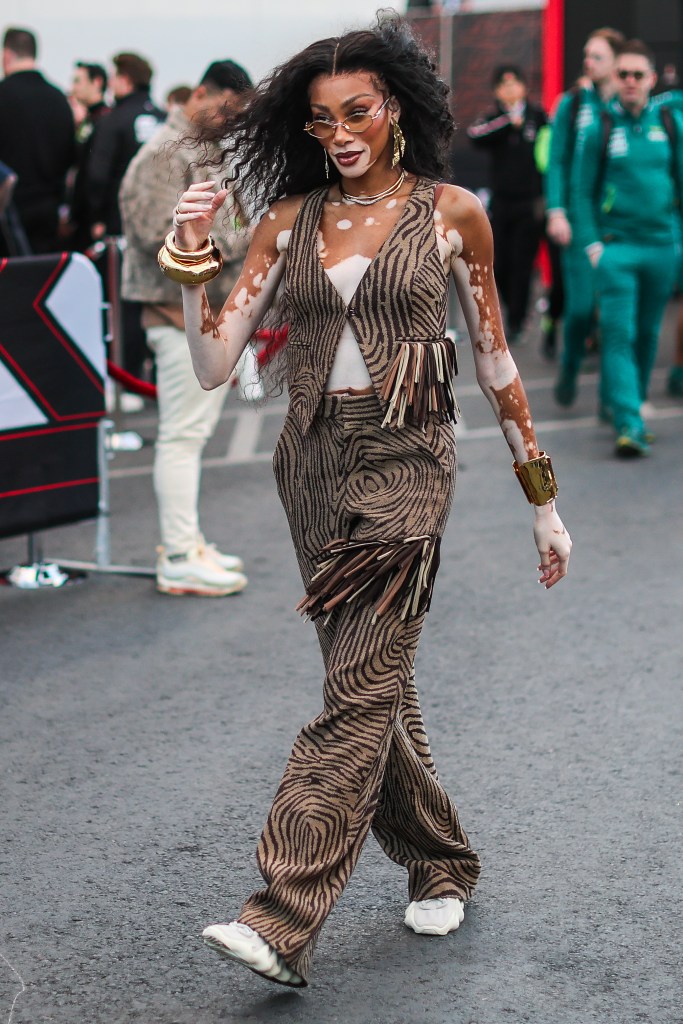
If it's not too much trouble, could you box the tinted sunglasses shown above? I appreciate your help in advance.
[617,70,646,81]
[304,97,390,140]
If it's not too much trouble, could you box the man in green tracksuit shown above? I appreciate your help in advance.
[572,39,683,457]
[545,27,624,405]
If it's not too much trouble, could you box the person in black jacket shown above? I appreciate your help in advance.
[468,65,547,342]
[86,52,164,383]
[68,61,110,250]
[0,26,75,255]
[87,52,164,238]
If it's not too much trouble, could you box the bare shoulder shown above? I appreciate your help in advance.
[436,184,486,230]
[245,194,306,259]
[436,183,492,258]
[262,193,308,230]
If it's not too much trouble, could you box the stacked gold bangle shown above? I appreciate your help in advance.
[512,452,558,506]
[158,232,223,285]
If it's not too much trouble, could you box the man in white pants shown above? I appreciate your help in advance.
[120,61,257,595]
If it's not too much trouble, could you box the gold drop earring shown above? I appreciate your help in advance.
[324,149,330,179]
[392,121,406,168]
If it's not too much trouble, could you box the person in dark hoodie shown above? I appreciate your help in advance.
[86,51,165,383]
[68,60,111,250]
[468,64,547,342]
[87,51,164,238]
[0,26,75,255]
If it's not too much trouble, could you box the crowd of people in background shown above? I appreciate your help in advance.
[0,20,681,595]
[467,29,683,456]
[0,25,259,597]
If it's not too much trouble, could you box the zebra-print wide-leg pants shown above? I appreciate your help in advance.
[238,393,481,984]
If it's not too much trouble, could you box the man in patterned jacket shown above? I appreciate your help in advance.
[120,60,256,596]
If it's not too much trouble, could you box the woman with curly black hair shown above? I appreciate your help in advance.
[158,12,571,988]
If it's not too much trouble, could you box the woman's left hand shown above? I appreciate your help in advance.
[533,504,572,589]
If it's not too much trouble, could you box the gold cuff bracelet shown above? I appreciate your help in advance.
[512,451,558,506]
[158,232,223,285]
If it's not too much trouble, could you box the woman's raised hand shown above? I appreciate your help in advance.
[172,180,229,252]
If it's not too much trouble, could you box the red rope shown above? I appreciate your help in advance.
[106,360,158,397]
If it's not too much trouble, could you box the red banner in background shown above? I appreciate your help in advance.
[542,0,565,111]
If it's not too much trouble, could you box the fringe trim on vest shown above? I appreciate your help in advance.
[296,535,441,624]
[380,337,459,430]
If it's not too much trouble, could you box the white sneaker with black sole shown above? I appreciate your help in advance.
[202,922,305,987]
[404,897,465,936]
[156,546,247,597]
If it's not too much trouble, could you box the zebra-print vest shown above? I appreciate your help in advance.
[284,177,458,434]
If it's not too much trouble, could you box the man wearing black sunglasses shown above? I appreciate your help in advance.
[572,40,683,458]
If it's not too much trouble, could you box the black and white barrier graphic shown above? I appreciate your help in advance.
[0,253,106,540]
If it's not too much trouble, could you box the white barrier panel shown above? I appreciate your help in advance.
[0,252,106,539]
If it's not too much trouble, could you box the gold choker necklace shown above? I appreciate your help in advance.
[340,170,406,206]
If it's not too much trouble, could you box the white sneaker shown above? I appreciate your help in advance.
[198,540,244,574]
[119,391,145,413]
[202,922,304,986]
[404,897,465,936]
[156,546,247,597]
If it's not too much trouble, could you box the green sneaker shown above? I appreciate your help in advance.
[615,431,651,459]
[667,367,683,397]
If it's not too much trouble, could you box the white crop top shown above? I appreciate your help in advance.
[322,253,373,392]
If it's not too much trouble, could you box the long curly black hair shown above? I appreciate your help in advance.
[199,10,454,209]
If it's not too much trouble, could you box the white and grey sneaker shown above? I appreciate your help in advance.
[198,540,244,574]
[119,391,145,414]
[202,922,304,987]
[404,897,465,936]
[156,546,247,597]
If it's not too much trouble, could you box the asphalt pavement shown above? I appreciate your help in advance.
[1,310,682,1024]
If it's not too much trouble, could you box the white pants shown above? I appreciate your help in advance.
[146,324,228,555]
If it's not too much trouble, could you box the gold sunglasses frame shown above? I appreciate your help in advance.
[304,97,391,140]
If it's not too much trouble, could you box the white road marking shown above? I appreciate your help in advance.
[454,405,683,440]
[107,403,683,479]
[0,950,26,1024]
[225,409,265,464]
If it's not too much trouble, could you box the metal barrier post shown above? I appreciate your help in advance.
[94,418,113,567]
[106,236,123,414]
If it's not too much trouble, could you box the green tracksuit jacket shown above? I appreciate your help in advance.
[571,99,683,439]
[544,87,606,380]
[545,86,604,218]
[546,86,683,220]
[572,99,683,252]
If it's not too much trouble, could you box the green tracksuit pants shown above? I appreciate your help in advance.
[560,242,597,378]
[595,241,677,436]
